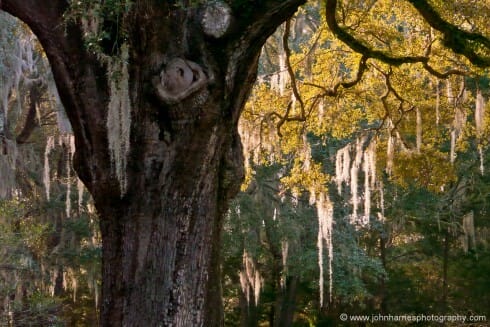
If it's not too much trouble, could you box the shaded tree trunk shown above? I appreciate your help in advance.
[1,1,305,325]
[379,232,388,315]
[275,276,298,327]
[16,81,44,144]
[441,230,449,312]
[263,206,298,327]
[239,288,259,327]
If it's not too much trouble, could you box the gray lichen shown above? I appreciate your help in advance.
[107,43,131,195]
[201,1,233,38]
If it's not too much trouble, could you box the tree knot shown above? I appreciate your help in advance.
[153,58,208,105]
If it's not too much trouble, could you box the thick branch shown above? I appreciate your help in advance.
[1,0,65,33]
[2,0,111,193]
[407,0,490,67]
[325,0,427,66]
[235,0,307,31]
[224,0,306,122]
[325,0,489,72]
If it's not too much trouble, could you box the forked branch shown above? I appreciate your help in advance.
[324,0,489,74]
[407,0,490,67]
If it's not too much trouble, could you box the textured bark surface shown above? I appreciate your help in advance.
[1,1,305,325]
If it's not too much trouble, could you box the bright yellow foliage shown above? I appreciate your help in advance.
[240,0,490,195]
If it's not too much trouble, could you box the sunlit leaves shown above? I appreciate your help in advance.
[281,157,330,194]
[339,0,428,57]
[391,146,456,192]
[239,0,490,210]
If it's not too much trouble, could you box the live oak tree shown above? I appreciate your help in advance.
[0,1,307,325]
[1,0,489,326]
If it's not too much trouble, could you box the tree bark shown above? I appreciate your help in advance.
[275,276,298,327]
[16,81,43,144]
[379,231,388,315]
[239,288,259,327]
[441,230,449,312]
[1,1,305,325]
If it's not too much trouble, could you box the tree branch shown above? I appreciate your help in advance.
[223,0,307,122]
[1,0,65,33]
[422,62,466,79]
[407,0,490,67]
[283,19,306,119]
[16,82,43,144]
[325,0,427,66]
[324,0,489,73]
[2,0,112,191]
[303,55,368,96]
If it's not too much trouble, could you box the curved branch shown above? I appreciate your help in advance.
[1,0,65,33]
[2,0,111,191]
[236,0,307,36]
[325,0,427,66]
[422,62,466,79]
[283,19,305,118]
[220,0,307,122]
[325,0,490,73]
[304,55,368,96]
[407,0,490,67]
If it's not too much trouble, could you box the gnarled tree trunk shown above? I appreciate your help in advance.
[1,1,305,325]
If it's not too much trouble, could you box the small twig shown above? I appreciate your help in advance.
[304,54,368,96]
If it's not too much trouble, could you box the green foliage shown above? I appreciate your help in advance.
[391,146,456,192]
[232,0,490,324]
[10,292,64,326]
[0,196,101,325]
[65,0,133,57]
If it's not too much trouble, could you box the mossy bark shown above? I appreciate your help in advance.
[1,1,305,325]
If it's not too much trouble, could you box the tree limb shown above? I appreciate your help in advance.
[1,0,65,34]
[283,19,306,119]
[303,55,368,96]
[1,0,112,192]
[325,0,490,72]
[16,82,43,144]
[325,0,427,66]
[407,0,490,67]
[223,0,307,122]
